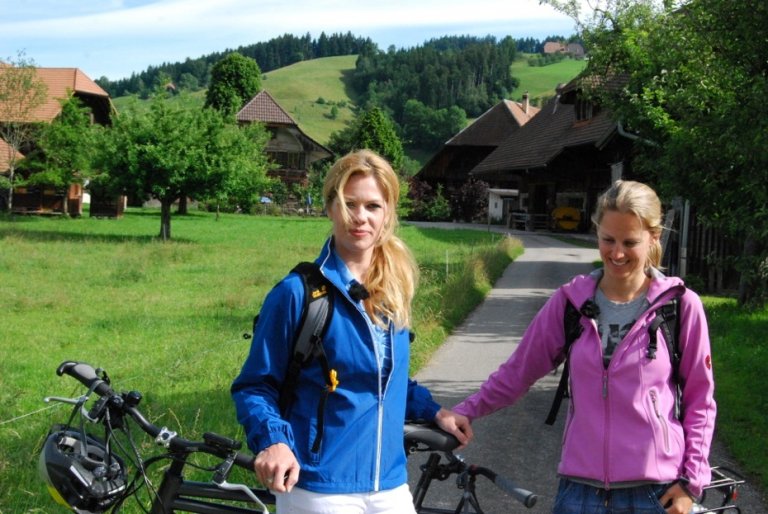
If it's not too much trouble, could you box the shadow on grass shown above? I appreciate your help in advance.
[0,227,194,244]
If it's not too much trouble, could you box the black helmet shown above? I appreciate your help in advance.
[39,425,127,513]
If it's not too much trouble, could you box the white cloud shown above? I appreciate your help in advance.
[1,0,577,79]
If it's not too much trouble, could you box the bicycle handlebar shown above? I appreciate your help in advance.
[471,465,538,508]
[55,361,256,471]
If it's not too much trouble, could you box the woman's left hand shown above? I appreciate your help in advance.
[659,482,694,514]
[434,407,474,449]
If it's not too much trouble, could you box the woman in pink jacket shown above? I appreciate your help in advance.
[453,180,716,514]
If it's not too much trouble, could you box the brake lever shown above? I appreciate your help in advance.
[44,395,87,406]
[215,481,269,514]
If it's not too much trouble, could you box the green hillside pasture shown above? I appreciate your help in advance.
[511,55,587,107]
[703,296,768,493]
[262,55,358,145]
[0,210,519,513]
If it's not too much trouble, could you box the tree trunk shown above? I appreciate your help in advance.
[177,195,188,215]
[6,168,14,213]
[159,200,172,241]
[738,235,759,306]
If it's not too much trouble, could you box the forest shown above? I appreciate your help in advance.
[96,32,575,117]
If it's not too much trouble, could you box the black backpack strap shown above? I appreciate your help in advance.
[647,295,682,418]
[545,300,583,426]
[278,262,335,418]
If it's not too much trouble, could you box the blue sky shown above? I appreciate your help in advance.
[1,0,578,81]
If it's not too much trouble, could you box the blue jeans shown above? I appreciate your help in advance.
[553,479,671,514]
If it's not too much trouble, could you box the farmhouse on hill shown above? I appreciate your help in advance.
[0,66,117,216]
[236,90,332,187]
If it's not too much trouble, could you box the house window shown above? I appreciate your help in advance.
[268,151,303,169]
[575,98,593,121]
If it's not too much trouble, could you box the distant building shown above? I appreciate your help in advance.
[0,66,116,216]
[416,94,539,196]
[237,90,332,187]
[543,41,585,58]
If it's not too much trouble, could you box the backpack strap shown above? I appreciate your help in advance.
[278,262,335,420]
[545,300,583,426]
[647,295,683,418]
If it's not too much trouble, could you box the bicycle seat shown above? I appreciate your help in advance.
[403,422,460,452]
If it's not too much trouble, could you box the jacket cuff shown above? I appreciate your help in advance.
[678,476,701,502]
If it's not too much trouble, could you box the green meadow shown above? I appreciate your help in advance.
[0,209,520,512]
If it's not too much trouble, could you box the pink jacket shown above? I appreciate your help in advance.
[453,270,716,498]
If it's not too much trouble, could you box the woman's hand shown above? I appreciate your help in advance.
[254,442,300,493]
[659,482,694,514]
[434,407,474,449]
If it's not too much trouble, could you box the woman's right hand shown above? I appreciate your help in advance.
[254,442,300,493]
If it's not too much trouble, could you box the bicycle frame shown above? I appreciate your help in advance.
[146,449,276,514]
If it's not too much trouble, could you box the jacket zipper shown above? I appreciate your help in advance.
[650,390,670,452]
[602,369,610,489]
[360,304,384,492]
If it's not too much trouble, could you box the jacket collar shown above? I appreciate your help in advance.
[563,267,686,311]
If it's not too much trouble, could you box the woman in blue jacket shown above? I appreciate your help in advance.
[232,149,473,514]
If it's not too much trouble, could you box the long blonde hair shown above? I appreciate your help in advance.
[323,149,417,329]
[592,180,664,269]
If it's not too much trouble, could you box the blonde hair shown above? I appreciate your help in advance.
[592,180,664,268]
[323,149,417,329]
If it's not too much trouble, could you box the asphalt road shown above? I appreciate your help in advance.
[406,224,767,513]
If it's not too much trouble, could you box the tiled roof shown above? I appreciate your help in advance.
[236,90,296,125]
[0,67,110,123]
[448,99,539,147]
[471,91,617,175]
[0,137,24,173]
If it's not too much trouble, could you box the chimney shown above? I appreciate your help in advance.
[522,91,529,114]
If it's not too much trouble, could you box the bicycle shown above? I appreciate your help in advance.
[39,361,743,514]
[40,361,275,513]
[404,423,745,514]
[404,421,537,513]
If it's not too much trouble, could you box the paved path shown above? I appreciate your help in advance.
[406,223,767,513]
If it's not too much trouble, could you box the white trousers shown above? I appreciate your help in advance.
[275,483,417,514]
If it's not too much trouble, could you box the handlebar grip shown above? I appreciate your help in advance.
[234,452,256,471]
[56,361,115,397]
[492,473,537,508]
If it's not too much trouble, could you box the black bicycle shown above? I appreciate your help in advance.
[40,361,274,513]
[404,422,537,513]
[404,424,744,514]
[39,361,742,514]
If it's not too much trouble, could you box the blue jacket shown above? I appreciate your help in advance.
[232,239,441,493]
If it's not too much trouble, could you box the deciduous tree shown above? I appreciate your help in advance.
[102,99,270,239]
[546,0,768,305]
[204,52,262,117]
[0,53,48,212]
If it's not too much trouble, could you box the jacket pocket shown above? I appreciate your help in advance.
[649,390,670,453]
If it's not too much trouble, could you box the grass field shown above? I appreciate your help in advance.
[0,209,520,513]
[510,55,587,106]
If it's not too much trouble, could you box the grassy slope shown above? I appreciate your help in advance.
[261,55,358,145]
[111,54,585,148]
[510,55,587,106]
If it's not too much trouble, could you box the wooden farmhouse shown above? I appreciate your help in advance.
[416,95,539,201]
[469,78,635,232]
[0,66,117,216]
[236,90,332,187]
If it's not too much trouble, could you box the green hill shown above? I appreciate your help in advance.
[261,55,358,145]
[510,55,587,107]
[111,53,585,148]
